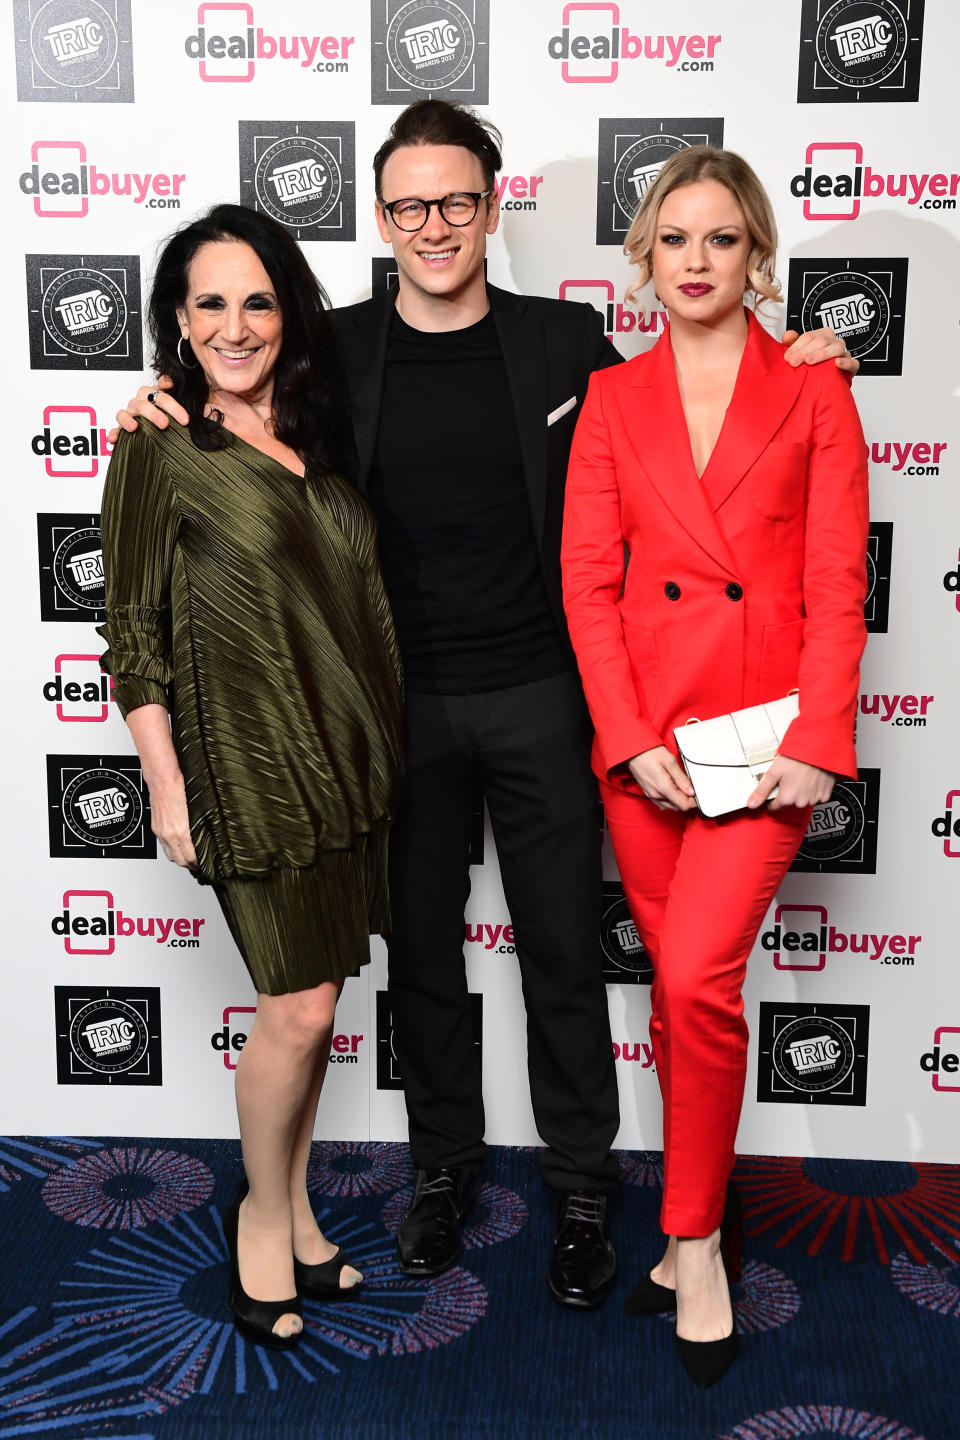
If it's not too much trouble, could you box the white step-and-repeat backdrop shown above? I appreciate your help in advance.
[6,0,959,1163]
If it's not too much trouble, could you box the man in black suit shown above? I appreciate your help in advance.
[116,100,854,1308]
[336,100,622,1308]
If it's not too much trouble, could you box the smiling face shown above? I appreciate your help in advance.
[375,143,499,324]
[175,239,283,406]
[651,179,752,329]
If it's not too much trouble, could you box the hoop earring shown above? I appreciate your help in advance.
[177,335,199,369]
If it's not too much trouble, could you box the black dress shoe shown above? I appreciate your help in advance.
[395,1167,481,1277]
[547,1191,616,1309]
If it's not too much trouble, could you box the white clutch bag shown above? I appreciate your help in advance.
[673,693,800,819]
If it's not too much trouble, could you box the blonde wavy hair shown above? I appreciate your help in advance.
[624,145,782,311]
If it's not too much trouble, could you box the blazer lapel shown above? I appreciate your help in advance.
[700,312,806,513]
[338,288,395,493]
[613,326,740,577]
[489,286,550,555]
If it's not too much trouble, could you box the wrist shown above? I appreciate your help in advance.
[144,766,184,794]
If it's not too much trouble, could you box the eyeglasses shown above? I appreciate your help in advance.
[380,191,492,232]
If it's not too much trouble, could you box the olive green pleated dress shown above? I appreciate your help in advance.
[98,420,405,995]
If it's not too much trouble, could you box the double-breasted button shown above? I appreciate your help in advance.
[664,581,681,601]
[725,582,744,602]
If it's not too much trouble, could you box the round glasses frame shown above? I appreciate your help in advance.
[380,190,493,233]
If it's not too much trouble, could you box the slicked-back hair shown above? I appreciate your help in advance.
[373,99,503,198]
[148,203,338,466]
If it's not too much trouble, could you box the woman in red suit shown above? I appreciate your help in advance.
[561,147,868,1386]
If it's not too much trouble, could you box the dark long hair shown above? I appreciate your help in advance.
[148,203,338,465]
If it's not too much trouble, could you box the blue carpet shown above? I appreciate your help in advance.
[2,1139,958,1439]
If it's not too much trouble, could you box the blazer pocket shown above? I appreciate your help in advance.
[758,618,804,699]
[745,442,809,521]
[622,620,660,719]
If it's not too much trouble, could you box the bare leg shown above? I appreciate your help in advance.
[650,1235,677,1288]
[288,1018,362,1287]
[233,980,340,1337]
[674,1230,732,1342]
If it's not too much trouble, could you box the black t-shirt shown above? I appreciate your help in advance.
[368,307,568,694]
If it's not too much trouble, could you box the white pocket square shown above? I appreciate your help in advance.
[547,396,577,427]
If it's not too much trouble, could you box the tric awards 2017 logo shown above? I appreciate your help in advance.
[797,0,924,103]
[55,986,161,1086]
[239,122,355,240]
[371,0,489,104]
[791,770,880,875]
[596,117,724,244]
[865,522,893,633]
[757,1002,870,1106]
[26,254,142,371]
[599,882,651,984]
[786,259,907,377]
[47,754,155,859]
[14,0,134,103]
[37,514,104,622]
[376,990,481,1089]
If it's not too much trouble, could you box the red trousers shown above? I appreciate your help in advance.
[600,782,810,1236]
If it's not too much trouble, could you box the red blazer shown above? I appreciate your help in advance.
[561,311,869,791]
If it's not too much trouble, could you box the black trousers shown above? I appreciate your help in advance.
[386,669,620,1191]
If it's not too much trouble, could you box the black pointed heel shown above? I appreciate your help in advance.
[223,1184,302,1350]
[675,1326,739,1388]
[626,1182,743,1317]
[624,1271,676,1315]
[294,1248,362,1302]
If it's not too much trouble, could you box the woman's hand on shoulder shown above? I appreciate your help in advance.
[110,376,188,445]
[148,775,197,868]
[627,747,698,812]
[747,756,834,812]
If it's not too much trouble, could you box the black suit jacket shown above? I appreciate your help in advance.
[332,282,622,650]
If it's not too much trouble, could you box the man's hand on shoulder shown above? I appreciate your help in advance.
[109,376,188,446]
[782,327,859,376]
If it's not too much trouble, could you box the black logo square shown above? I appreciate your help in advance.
[14,0,135,103]
[865,521,893,633]
[596,118,724,245]
[786,258,907,376]
[55,986,161,1085]
[757,1001,869,1106]
[372,257,400,296]
[239,121,355,241]
[371,0,489,104]
[797,0,924,103]
[791,768,880,874]
[37,513,104,621]
[371,256,487,297]
[376,989,482,1089]
[601,881,651,984]
[26,254,142,370]
[47,754,155,859]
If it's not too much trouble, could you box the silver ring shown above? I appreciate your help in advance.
[146,389,160,405]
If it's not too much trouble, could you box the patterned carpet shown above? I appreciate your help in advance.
[2,1138,958,1439]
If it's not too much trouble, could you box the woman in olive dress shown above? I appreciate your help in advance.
[99,204,404,1349]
